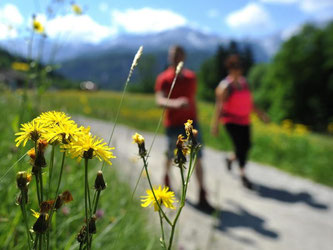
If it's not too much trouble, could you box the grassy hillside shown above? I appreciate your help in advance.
[39,90,333,187]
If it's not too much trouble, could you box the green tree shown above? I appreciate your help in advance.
[254,22,333,131]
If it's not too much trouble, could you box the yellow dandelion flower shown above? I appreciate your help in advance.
[43,121,81,144]
[15,119,45,147]
[36,111,74,128]
[66,132,115,165]
[132,133,145,145]
[72,4,82,15]
[11,62,30,72]
[32,18,44,33]
[141,186,176,211]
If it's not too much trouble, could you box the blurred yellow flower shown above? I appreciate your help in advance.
[32,18,44,33]
[72,4,82,15]
[141,186,176,211]
[132,133,144,145]
[15,119,45,147]
[294,124,309,136]
[31,209,40,218]
[11,62,29,72]
[328,122,333,134]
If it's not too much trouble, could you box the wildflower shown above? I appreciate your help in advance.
[32,16,44,33]
[55,190,74,210]
[36,111,73,128]
[33,213,49,233]
[184,120,193,137]
[66,132,115,165]
[141,186,176,211]
[16,171,32,190]
[44,121,81,144]
[88,215,97,234]
[15,120,45,147]
[40,200,55,213]
[72,4,82,15]
[174,135,188,165]
[77,225,87,243]
[94,171,106,191]
[132,133,147,157]
[11,62,29,72]
[294,124,308,136]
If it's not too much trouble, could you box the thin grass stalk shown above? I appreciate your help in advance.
[101,46,143,172]
[39,170,43,202]
[158,210,167,250]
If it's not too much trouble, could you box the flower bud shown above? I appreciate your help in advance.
[16,171,29,189]
[94,171,106,191]
[88,216,97,234]
[33,213,48,234]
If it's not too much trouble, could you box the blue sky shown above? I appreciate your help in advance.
[1,0,332,43]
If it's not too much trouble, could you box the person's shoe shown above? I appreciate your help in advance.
[197,189,215,214]
[225,158,232,171]
[241,176,253,190]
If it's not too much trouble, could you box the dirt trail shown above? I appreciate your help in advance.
[76,116,333,250]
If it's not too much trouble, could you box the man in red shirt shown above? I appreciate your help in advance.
[155,45,213,212]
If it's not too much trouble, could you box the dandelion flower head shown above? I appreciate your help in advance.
[32,17,44,33]
[132,133,145,145]
[141,185,176,211]
[72,4,83,15]
[15,119,45,147]
[66,131,115,165]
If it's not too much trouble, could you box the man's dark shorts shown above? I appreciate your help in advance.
[165,121,203,160]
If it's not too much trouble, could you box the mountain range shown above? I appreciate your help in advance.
[0,26,283,89]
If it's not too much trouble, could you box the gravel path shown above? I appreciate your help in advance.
[75,116,333,250]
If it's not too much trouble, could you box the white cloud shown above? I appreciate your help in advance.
[111,8,187,33]
[207,9,219,18]
[45,14,116,43]
[0,4,23,25]
[0,4,23,39]
[299,0,333,13]
[226,3,273,33]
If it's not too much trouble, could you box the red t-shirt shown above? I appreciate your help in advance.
[155,67,197,127]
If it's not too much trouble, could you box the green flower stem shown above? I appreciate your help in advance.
[158,210,167,250]
[47,151,66,250]
[84,158,91,249]
[142,157,172,226]
[168,149,197,250]
[48,145,55,199]
[20,194,32,250]
[39,170,43,202]
[35,175,41,205]
[39,234,42,250]
[93,190,101,214]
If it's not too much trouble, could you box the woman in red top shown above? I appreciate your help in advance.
[211,55,268,189]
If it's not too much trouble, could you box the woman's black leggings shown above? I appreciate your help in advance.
[225,123,251,169]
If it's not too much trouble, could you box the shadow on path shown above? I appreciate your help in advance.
[253,183,328,210]
[187,200,279,240]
